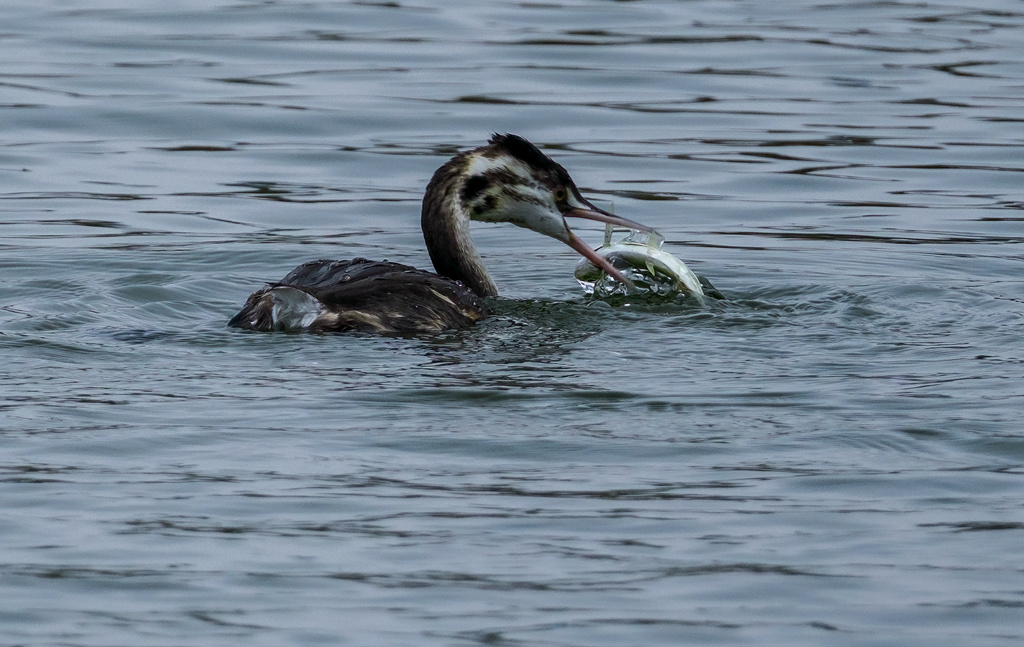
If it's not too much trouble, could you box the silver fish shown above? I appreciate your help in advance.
[574,229,706,300]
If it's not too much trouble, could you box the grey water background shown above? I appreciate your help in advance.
[2,0,1023,644]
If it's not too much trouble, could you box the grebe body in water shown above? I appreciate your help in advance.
[229,134,650,333]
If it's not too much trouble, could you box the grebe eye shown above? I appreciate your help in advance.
[553,187,568,202]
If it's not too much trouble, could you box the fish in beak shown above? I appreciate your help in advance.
[561,198,656,290]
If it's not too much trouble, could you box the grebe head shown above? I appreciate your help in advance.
[456,133,653,286]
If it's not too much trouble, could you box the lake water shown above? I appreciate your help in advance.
[2,1,1023,645]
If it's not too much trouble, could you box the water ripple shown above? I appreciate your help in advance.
[3,0,1024,645]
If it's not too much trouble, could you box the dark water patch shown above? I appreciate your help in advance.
[215,180,414,204]
[511,34,765,47]
[326,570,566,591]
[929,60,1004,78]
[602,189,681,201]
[213,77,291,87]
[920,521,1024,533]
[761,135,879,148]
[158,145,238,152]
[185,610,267,631]
[104,329,186,344]
[122,518,261,536]
[0,191,151,201]
[715,228,1024,246]
[0,464,80,483]
[455,95,523,105]
[15,566,175,580]
[927,599,1024,609]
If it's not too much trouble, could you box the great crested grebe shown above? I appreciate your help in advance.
[229,133,652,333]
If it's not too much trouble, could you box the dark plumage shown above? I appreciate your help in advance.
[229,133,652,334]
[228,259,488,333]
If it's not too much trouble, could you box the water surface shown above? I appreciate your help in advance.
[2,1,1024,645]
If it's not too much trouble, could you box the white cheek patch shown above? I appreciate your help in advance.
[503,199,570,241]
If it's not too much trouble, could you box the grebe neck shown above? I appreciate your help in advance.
[421,158,499,298]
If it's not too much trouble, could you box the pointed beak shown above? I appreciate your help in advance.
[563,202,656,233]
